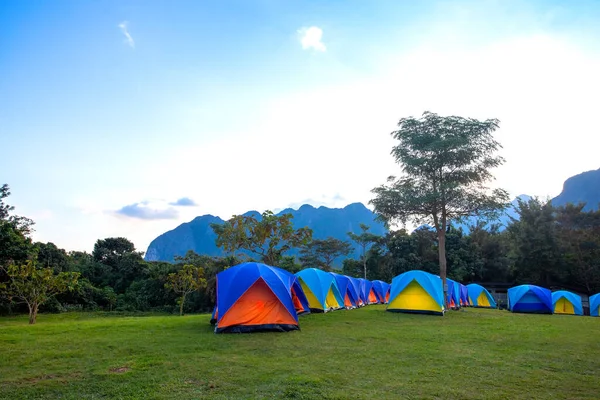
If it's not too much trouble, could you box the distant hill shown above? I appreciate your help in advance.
[551,168,600,211]
[450,195,532,233]
[144,203,387,263]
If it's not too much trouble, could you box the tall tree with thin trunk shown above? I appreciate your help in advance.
[370,111,509,308]
[347,224,379,279]
[165,264,207,316]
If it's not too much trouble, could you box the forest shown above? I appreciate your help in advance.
[1,182,599,317]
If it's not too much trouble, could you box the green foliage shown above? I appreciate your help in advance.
[164,264,207,316]
[211,211,313,266]
[370,111,509,304]
[299,237,353,271]
[0,260,80,324]
[0,184,34,267]
[347,223,380,278]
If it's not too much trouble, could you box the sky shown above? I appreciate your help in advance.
[2,0,600,254]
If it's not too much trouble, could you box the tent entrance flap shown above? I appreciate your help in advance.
[554,297,575,314]
[325,287,340,309]
[477,292,491,307]
[389,280,441,313]
[218,278,297,329]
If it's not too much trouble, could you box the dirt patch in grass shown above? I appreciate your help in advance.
[109,366,131,373]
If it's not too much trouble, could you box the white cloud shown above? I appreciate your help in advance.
[118,21,135,48]
[298,26,326,52]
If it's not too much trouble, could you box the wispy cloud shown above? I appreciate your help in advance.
[115,202,178,220]
[169,197,198,207]
[297,26,326,52]
[118,21,135,48]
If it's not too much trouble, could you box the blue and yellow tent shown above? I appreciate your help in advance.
[349,277,365,307]
[387,270,445,315]
[296,268,344,312]
[211,262,310,333]
[372,280,390,304]
[467,284,497,308]
[551,291,583,315]
[330,272,359,309]
[446,278,461,309]
[508,284,552,314]
[590,293,600,317]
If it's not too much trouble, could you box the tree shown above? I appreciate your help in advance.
[347,224,380,279]
[0,261,80,324]
[0,184,34,266]
[211,211,312,266]
[370,111,509,307]
[299,237,353,271]
[164,264,207,316]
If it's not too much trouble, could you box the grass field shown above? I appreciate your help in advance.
[1,307,599,400]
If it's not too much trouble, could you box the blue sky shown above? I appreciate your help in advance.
[2,0,600,253]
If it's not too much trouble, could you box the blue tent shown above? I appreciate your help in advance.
[467,284,497,308]
[211,262,310,333]
[590,293,600,317]
[387,270,445,315]
[446,278,461,309]
[372,280,390,304]
[348,277,365,307]
[508,284,552,314]
[459,284,469,306]
[330,272,359,308]
[296,268,345,312]
[551,290,583,316]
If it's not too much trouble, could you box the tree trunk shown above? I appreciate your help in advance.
[28,303,39,325]
[438,230,448,310]
[363,257,367,280]
[179,294,186,316]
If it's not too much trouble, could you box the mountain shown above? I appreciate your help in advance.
[450,195,532,233]
[144,202,387,263]
[551,168,600,211]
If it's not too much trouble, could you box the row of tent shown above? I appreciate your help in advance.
[209,263,600,333]
[209,263,502,333]
[507,284,600,317]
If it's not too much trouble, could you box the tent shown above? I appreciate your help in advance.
[296,268,344,312]
[348,277,365,307]
[590,293,600,317]
[551,290,583,316]
[467,284,497,308]
[330,272,359,309]
[446,278,461,309]
[365,280,380,304]
[372,280,390,304]
[387,270,445,315]
[211,262,310,333]
[459,284,469,307]
[507,284,553,314]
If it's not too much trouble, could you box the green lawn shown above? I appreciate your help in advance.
[1,307,599,400]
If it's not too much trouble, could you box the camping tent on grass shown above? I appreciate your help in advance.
[459,284,469,307]
[551,291,583,316]
[590,293,600,317]
[364,280,380,304]
[446,278,461,309]
[508,284,552,314]
[467,284,497,308]
[349,277,365,307]
[387,270,445,315]
[372,280,390,304]
[296,268,344,312]
[330,272,359,309]
[210,262,309,333]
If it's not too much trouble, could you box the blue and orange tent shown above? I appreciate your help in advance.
[330,272,359,309]
[348,277,365,307]
[446,278,461,309]
[467,284,497,308]
[372,280,390,304]
[387,270,445,315]
[459,284,469,306]
[508,284,552,314]
[364,280,379,304]
[590,293,600,317]
[211,262,310,333]
[296,268,344,312]
[551,290,583,316]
